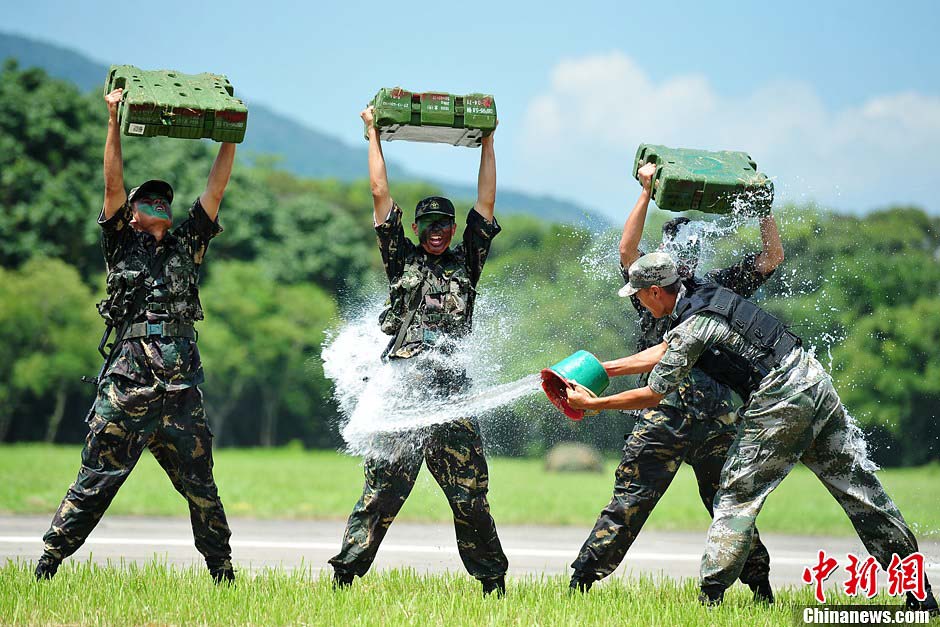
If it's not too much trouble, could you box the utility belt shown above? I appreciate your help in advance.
[122,321,197,341]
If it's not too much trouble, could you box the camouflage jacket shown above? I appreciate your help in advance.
[626,252,774,420]
[96,198,221,390]
[377,202,500,360]
[650,310,828,407]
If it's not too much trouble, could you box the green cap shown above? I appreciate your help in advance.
[619,252,679,297]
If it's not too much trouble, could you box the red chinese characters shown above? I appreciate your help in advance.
[887,553,926,601]
[844,554,879,598]
[803,551,928,603]
[803,550,840,603]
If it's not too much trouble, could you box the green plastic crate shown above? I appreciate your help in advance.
[104,65,248,143]
[633,144,773,214]
[366,87,497,147]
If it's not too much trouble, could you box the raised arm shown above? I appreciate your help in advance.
[619,163,656,269]
[754,212,785,275]
[601,341,668,377]
[362,106,393,225]
[102,88,127,219]
[475,128,496,222]
[200,142,236,221]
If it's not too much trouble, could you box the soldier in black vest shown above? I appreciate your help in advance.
[328,106,508,596]
[567,253,937,613]
[569,163,782,600]
[34,87,237,583]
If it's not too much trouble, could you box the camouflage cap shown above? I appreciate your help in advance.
[618,252,679,297]
[415,196,456,221]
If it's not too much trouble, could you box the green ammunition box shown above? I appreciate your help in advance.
[633,144,773,214]
[104,65,248,143]
[367,87,497,147]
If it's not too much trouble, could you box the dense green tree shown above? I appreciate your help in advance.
[199,261,339,447]
[0,259,99,442]
[833,299,940,466]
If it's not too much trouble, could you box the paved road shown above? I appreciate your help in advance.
[2,515,937,587]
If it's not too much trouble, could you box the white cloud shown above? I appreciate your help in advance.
[514,51,940,217]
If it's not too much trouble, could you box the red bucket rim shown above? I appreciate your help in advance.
[540,368,584,421]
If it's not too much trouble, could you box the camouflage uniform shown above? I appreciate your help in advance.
[329,202,508,582]
[571,253,772,585]
[651,310,923,594]
[40,199,233,574]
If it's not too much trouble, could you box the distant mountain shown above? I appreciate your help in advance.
[0,31,608,226]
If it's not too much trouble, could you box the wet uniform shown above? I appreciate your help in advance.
[40,199,233,575]
[651,293,923,594]
[571,253,772,585]
[329,202,508,584]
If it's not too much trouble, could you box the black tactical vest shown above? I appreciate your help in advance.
[97,234,205,328]
[671,278,801,399]
[379,250,475,359]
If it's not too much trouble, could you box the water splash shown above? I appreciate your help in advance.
[321,301,543,459]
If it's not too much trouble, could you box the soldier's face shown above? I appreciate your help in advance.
[637,286,676,318]
[413,218,457,255]
[131,193,172,230]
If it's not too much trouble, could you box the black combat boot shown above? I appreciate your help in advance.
[34,555,60,581]
[568,573,595,594]
[698,584,725,607]
[332,571,355,590]
[749,579,775,605]
[481,576,506,598]
[210,565,236,585]
[906,586,939,616]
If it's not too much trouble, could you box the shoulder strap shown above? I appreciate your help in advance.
[383,277,431,359]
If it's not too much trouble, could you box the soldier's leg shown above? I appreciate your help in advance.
[570,406,691,584]
[800,380,920,567]
[688,415,772,598]
[700,388,819,596]
[424,418,508,584]
[328,444,424,579]
[148,386,233,578]
[39,377,151,568]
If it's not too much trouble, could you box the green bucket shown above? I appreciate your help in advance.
[540,350,610,421]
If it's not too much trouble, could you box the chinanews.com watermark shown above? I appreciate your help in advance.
[799,606,930,624]
[795,550,934,625]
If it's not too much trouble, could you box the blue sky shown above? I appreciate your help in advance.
[5,0,940,218]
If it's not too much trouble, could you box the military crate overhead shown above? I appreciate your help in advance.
[367,87,497,147]
[104,65,248,143]
[633,144,774,214]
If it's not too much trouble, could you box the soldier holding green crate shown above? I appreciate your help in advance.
[34,87,237,584]
[328,105,508,597]
[568,163,784,601]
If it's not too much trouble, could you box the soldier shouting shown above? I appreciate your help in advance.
[329,106,508,597]
[34,87,237,583]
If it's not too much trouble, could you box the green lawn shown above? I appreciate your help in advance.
[2,444,938,538]
[0,561,926,627]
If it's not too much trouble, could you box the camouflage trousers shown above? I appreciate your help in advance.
[571,405,771,584]
[41,375,233,571]
[329,417,508,581]
[702,378,920,591]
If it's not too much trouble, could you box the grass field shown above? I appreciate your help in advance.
[0,561,928,627]
[1,444,938,539]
